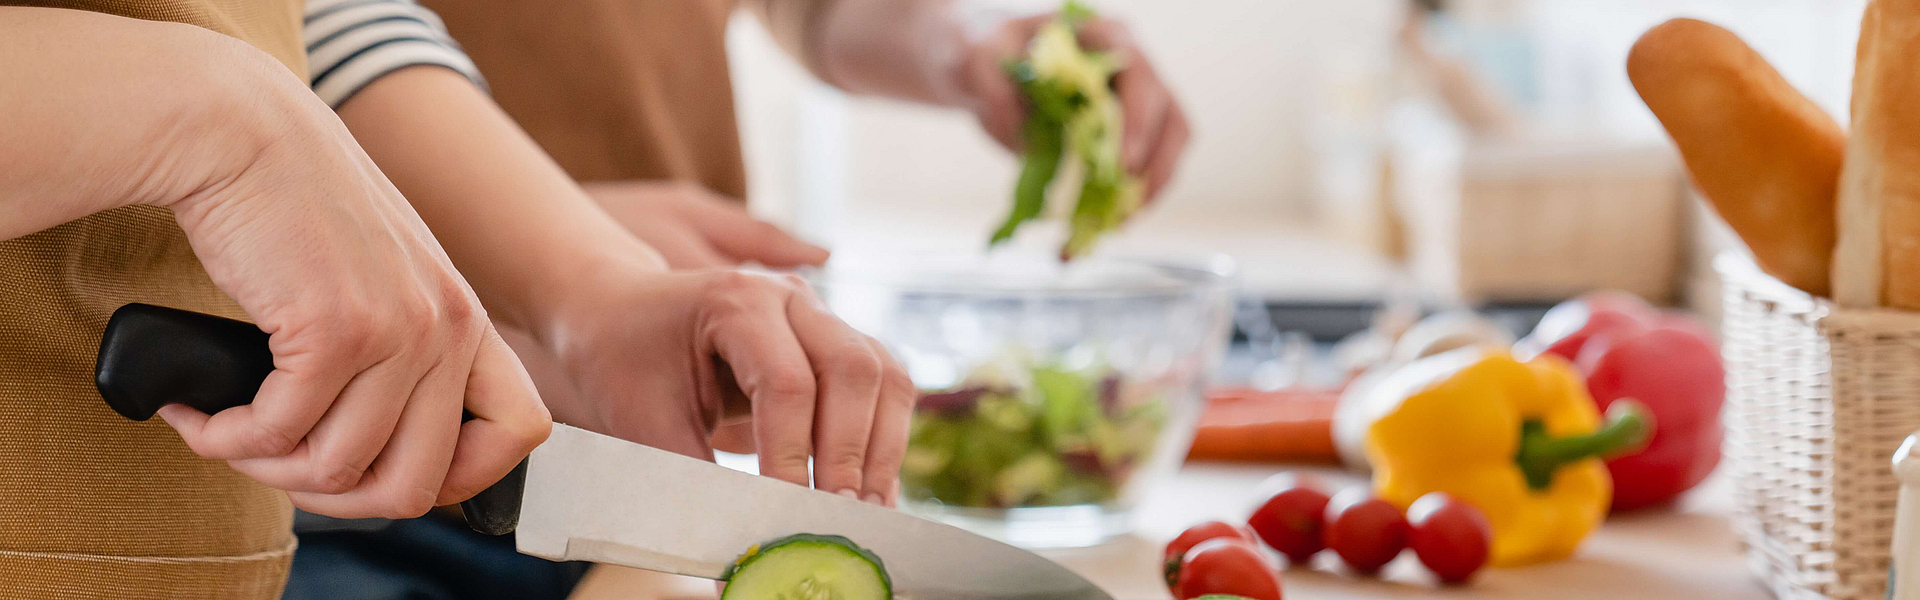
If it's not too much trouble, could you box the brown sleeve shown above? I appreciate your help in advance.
[742,0,841,83]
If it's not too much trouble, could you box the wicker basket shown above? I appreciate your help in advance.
[1719,254,1920,600]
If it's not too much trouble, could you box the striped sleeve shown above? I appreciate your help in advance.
[303,0,487,108]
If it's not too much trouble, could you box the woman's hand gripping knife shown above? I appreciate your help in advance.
[0,8,551,519]
[334,67,915,506]
[1627,18,1845,296]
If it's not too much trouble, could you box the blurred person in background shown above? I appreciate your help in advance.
[1364,0,1530,270]
[286,0,1194,598]
[1397,0,1531,139]
[3,0,913,598]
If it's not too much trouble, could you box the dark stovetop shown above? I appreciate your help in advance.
[1236,299,1556,344]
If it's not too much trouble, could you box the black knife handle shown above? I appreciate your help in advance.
[94,303,525,535]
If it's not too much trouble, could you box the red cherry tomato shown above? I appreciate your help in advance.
[1164,520,1259,589]
[1247,474,1332,566]
[1174,539,1284,600]
[1322,488,1410,575]
[1408,493,1492,584]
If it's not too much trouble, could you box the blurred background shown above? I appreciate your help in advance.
[729,0,1864,330]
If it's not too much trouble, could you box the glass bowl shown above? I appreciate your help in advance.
[809,253,1235,548]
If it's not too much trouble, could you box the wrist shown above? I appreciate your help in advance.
[515,242,668,349]
[167,42,345,216]
[933,1,1018,107]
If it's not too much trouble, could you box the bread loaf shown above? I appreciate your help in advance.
[1836,1,1920,309]
[1628,18,1844,297]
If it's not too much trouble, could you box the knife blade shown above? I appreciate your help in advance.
[94,303,1113,600]
[518,422,1111,600]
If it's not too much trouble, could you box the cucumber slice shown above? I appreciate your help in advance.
[721,534,892,600]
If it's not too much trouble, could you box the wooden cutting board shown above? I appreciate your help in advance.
[569,463,1765,600]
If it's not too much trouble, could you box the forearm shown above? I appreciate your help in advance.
[0,8,298,238]
[1423,56,1520,138]
[768,0,994,106]
[333,66,667,335]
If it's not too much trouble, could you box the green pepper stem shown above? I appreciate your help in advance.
[1514,400,1655,491]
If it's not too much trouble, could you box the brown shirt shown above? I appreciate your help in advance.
[419,0,836,200]
[0,2,303,598]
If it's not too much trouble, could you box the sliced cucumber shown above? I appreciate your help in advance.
[721,534,892,600]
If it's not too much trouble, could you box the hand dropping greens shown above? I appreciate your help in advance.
[902,361,1168,508]
[990,1,1144,260]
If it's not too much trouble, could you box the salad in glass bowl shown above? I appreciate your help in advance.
[810,254,1233,548]
[905,360,1168,510]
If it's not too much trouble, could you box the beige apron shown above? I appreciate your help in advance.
[418,0,832,199]
[0,2,306,597]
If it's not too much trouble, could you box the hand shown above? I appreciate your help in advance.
[956,11,1192,200]
[584,180,829,270]
[156,60,551,519]
[535,269,913,505]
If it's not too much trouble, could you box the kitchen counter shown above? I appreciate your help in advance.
[567,463,1769,600]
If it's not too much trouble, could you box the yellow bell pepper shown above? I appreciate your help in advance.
[1365,349,1651,567]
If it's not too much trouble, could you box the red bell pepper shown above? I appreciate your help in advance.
[1518,291,1726,512]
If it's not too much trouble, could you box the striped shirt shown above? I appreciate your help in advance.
[302,0,485,107]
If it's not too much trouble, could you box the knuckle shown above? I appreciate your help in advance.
[766,446,814,470]
[309,458,365,494]
[881,376,918,408]
[759,372,817,404]
[320,319,383,358]
[396,300,442,347]
[866,447,905,471]
[511,412,555,453]
[825,349,883,383]
[701,273,773,316]
[823,442,868,471]
[381,486,438,519]
[248,422,301,457]
[399,296,440,329]
[440,296,479,331]
[708,270,766,295]
[777,274,810,292]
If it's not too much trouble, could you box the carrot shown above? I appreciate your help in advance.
[1186,387,1342,463]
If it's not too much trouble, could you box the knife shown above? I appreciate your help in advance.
[94,303,1113,600]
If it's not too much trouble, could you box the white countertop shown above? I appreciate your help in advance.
[568,463,1768,600]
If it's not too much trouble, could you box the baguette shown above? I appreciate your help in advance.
[1627,18,1844,296]
[1836,1,1920,309]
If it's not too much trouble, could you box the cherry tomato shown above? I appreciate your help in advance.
[1407,493,1492,584]
[1322,488,1410,574]
[1164,521,1259,589]
[1174,539,1284,600]
[1246,473,1332,566]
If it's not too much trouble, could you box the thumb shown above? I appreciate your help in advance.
[436,328,552,505]
[964,13,1053,151]
[681,200,829,268]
